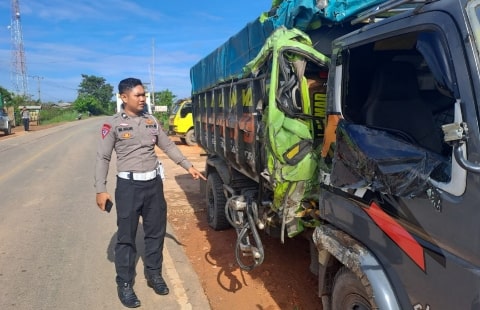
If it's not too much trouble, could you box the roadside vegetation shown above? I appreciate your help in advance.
[38,107,83,125]
[0,74,179,128]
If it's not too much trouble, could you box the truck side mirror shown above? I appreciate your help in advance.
[442,122,480,173]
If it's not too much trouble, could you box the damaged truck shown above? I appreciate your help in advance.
[190,0,480,309]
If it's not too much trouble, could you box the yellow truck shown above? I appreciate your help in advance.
[168,98,195,145]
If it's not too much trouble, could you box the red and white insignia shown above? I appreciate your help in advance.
[101,124,111,139]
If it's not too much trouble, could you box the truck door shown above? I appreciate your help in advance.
[322,8,480,309]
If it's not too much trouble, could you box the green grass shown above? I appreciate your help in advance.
[14,107,86,126]
[39,110,82,125]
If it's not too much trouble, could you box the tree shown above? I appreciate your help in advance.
[10,93,31,109]
[73,95,103,115]
[154,89,177,112]
[77,74,114,114]
[0,86,13,107]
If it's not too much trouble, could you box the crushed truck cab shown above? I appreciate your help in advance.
[190,0,480,309]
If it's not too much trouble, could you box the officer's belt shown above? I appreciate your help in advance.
[118,168,158,181]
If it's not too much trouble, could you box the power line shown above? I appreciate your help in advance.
[29,75,44,101]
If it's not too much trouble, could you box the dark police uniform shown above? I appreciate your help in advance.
[94,110,193,286]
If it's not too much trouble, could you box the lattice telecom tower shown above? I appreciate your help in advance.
[11,0,28,96]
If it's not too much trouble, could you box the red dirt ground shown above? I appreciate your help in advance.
[162,142,323,310]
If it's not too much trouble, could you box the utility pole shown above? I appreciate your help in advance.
[151,38,155,107]
[29,75,44,102]
[10,0,28,96]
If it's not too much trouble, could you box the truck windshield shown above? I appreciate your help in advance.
[171,103,181,115]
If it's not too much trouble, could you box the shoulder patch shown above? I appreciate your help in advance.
[101,124,111,139]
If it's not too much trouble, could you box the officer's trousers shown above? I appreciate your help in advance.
[114,176,166,285]
[22,118,29,131]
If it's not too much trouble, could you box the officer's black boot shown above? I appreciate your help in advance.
[117,283,141,308]
[147,275,169,295]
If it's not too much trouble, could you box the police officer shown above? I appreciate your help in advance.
[21,106,30,131]
[94,77,205,308]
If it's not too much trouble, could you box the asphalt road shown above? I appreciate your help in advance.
[0,117,210,310]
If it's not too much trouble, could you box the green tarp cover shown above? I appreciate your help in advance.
[190,0,386,94]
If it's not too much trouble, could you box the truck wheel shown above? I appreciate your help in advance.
[206,172,229,230]
[331,267,372,310]
[185,129,196,146]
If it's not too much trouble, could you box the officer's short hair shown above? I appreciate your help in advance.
[118,78,143,94]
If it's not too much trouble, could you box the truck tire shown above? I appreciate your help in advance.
[331,267,372,310]
[185,129,196,146]
[206,172,229,230]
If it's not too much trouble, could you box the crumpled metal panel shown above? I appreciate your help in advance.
[257,28,325,236]
[237,27,329,237]
[331,120,446,197]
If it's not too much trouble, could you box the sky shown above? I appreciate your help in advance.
[0,1,271,103]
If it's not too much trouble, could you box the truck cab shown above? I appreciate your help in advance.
[312,0,480,309]
[168,99,195,145]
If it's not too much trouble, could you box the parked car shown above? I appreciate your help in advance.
[0,110,12,135]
